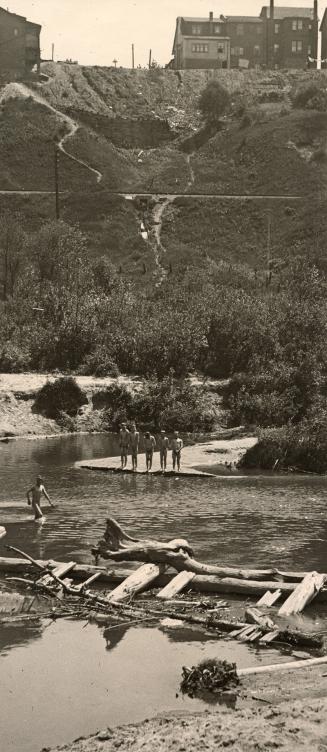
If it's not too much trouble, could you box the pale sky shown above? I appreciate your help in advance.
[5,0,321,67]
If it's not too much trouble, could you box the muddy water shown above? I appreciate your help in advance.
[1,434,327,752]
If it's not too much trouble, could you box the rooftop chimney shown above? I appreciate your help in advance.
[270,0,274,19]
[209,11,213,21]
[313,0,318,20]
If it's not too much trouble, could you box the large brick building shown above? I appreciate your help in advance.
[171,1,319,70]
[0,6,41,80]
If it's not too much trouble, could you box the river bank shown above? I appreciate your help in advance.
[0,373,256,473]
[48,664,327,752]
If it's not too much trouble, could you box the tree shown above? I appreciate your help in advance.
[199,81,230,125]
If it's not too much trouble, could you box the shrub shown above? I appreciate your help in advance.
[0,343,30,373]
[293,84,321,109]
[239,113,252,129]
[34,377,88,419]
[258,90,284,103]
[311,147,327,163]
[79,346,120,377]
[199,81,230,125]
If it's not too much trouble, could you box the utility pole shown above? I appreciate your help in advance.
[132,43,135,69]
[54,146,60,220]
[52,43,54,61]
[149,49,152,68]
[266,211,272,287]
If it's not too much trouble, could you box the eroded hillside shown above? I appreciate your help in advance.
[0,63,326,277]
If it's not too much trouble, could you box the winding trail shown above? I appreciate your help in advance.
[0,82,102,184]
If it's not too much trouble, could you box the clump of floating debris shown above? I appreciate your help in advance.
[180,658,240,698]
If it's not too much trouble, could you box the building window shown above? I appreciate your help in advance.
[274,43,280,54]
[191,43,209,53]
[292,19,303,31]
[236,24,244,35]
[217,44,225,54]
[308,44,312,55]
[274,23,280,34]
[254,45,260,56]
[298,20,303,30]
[231,46,244,56]
[14,28,18,36]
[292,40,303,52]
[257,25,262,34]
[214,24,221,34]
[192,24,202,35]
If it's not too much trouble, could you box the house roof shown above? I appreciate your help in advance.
[182,17,226,23]
[320,8,327,28]
[261,6,314,19]
[0,6,26,20]
[226,16,263,23]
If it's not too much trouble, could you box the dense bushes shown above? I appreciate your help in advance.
[93,376,215,432]
[34,377,88,419]
[241,412,327,474]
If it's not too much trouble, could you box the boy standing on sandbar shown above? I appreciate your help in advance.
[144,431,156,472]
[171,431,183,472]
[130,424,140,471]
[119,423,130,469]
[158,429,169,472]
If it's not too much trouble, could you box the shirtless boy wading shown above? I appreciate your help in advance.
[26,476,54,520]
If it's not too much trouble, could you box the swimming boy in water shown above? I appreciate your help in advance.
[119,423,130,469]
[171,431,183,472]
[144,431,156,472]
[158,430,169,472]
[26,476,54,520]
[130,424,140,471]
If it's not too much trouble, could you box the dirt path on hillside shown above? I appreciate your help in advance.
[0,82,102,184]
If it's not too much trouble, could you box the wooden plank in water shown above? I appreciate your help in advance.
[106,563,165,603]
[259,630,280,644]
[156,571,195,600]
[278,572,327,616]
[257,590,282,607]
[37,561,76,588]
[245,607,275,630]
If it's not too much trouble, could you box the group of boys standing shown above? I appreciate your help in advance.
[119,424,183,472]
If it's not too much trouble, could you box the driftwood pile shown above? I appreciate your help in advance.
[1,516,326,660]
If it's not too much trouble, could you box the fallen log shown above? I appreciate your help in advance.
[93,517,290,581]
[156,571,195,600]
[106,563,165,603]
[238,656,327,678]
[2,556,327,601]
[278,572,327,616]
[257,590,282,607]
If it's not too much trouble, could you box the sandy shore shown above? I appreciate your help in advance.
[48,664,327,752]
[77,437,257,476]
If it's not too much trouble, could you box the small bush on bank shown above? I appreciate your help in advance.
[34,377,88,419]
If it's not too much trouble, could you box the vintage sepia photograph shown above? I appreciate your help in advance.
[1,1,327,750]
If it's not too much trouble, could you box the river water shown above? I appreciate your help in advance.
[1,434,327,752]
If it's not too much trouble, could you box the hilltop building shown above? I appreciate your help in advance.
[171,1,319,70]
[0,6,41,80]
